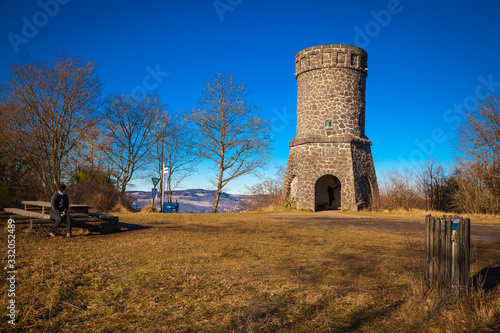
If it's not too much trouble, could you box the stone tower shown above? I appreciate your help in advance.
[282,44,378,211]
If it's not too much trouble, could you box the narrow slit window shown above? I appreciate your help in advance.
[325,119,333,130]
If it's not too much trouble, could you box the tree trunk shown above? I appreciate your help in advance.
[211,188,221,213]
[211,161,224,213]
[166,174,172,202]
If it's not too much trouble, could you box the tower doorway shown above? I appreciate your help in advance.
[315,175,341,211]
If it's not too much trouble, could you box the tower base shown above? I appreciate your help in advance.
[282,136,378,211]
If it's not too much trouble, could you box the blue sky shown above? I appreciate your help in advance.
[1,0,500,193]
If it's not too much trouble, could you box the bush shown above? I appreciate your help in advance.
[67,168,132,212]
[452,162,500,214]
[140,203,158,213]
[239,177,283,211]
[0,183,9,210]
[0,160,44,209]
[377,168,425,211]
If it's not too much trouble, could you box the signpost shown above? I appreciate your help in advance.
[161,164,169,212]
[152,177,160,188]
[151,178,161,208]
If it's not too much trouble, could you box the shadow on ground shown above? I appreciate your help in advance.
[472,266,500,291]
[118,221,152,232]
[332,300,404,332]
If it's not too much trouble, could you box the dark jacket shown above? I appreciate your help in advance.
[50,191,69,215]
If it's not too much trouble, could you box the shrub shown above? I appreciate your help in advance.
[239,177,283,211]
[67,168,131,212]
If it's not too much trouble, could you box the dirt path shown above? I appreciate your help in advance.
[269,211,500,242]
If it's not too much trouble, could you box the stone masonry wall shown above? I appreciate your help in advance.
[283,142,356,210]
[351,144,379,207]
[296,68,366,139]
[295,44,367,140]
[283,44,377,211]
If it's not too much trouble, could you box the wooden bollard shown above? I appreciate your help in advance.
[425,215,470,293]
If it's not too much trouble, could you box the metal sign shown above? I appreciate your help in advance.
[152,177,161,188]
[152,187,158,199]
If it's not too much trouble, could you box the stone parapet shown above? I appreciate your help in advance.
[294,44,368,77]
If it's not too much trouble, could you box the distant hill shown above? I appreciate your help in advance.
[128,189,248,213]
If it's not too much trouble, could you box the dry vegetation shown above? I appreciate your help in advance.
[1,211,499,332]
[337,208,500,225]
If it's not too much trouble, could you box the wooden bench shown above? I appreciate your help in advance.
[22,201,92,214]
[2,201,120,234]
[4,208,51,219]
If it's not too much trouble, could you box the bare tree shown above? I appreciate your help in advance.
[67,125,108,175]
[452,162,488,213]
[99,92,164,193]
[455,92,500,203]
[451,160,500,214]
[240,166,284,211]
[379,168,423,211]
[0,53,102,197]
[186,72,272,213]
[417,158,456,212]
[0,120,38,208]
[152,111,199,203]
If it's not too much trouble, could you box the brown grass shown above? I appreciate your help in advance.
[1,211,499,332]
[350,208,500,224]
[110,202,135,214]
[140,204,158,213]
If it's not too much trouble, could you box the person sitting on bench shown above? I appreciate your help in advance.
[49,184,72,237]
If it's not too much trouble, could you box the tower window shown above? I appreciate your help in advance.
[325,119,333,130]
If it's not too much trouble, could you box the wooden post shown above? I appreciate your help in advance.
[458,219,464,287]
[453,218,461,289]
[433,216,440,286]
[458,218,471,289]
[445,216,452,287]
[439,217,447,290]
[464,218,470,289]
[428,216,435,286]
[425,215,430,285]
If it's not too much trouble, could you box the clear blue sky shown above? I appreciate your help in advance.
[1,0,500,193]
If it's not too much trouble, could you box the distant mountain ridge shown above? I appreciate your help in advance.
[128,189,248,213]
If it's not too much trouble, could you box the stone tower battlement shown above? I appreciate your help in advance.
[294,44,367,77]
[283,44,378,211]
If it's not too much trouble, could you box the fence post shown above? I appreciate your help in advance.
[429,216,435,286]
[425,215,430,285]
[439,217,447,290]
[434,217,441,286]
[445,216,452,288]
[459,218,471,290]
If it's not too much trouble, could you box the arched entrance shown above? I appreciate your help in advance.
[315,175,341,211]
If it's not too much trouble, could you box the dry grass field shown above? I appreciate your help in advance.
[1,210,499,332]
